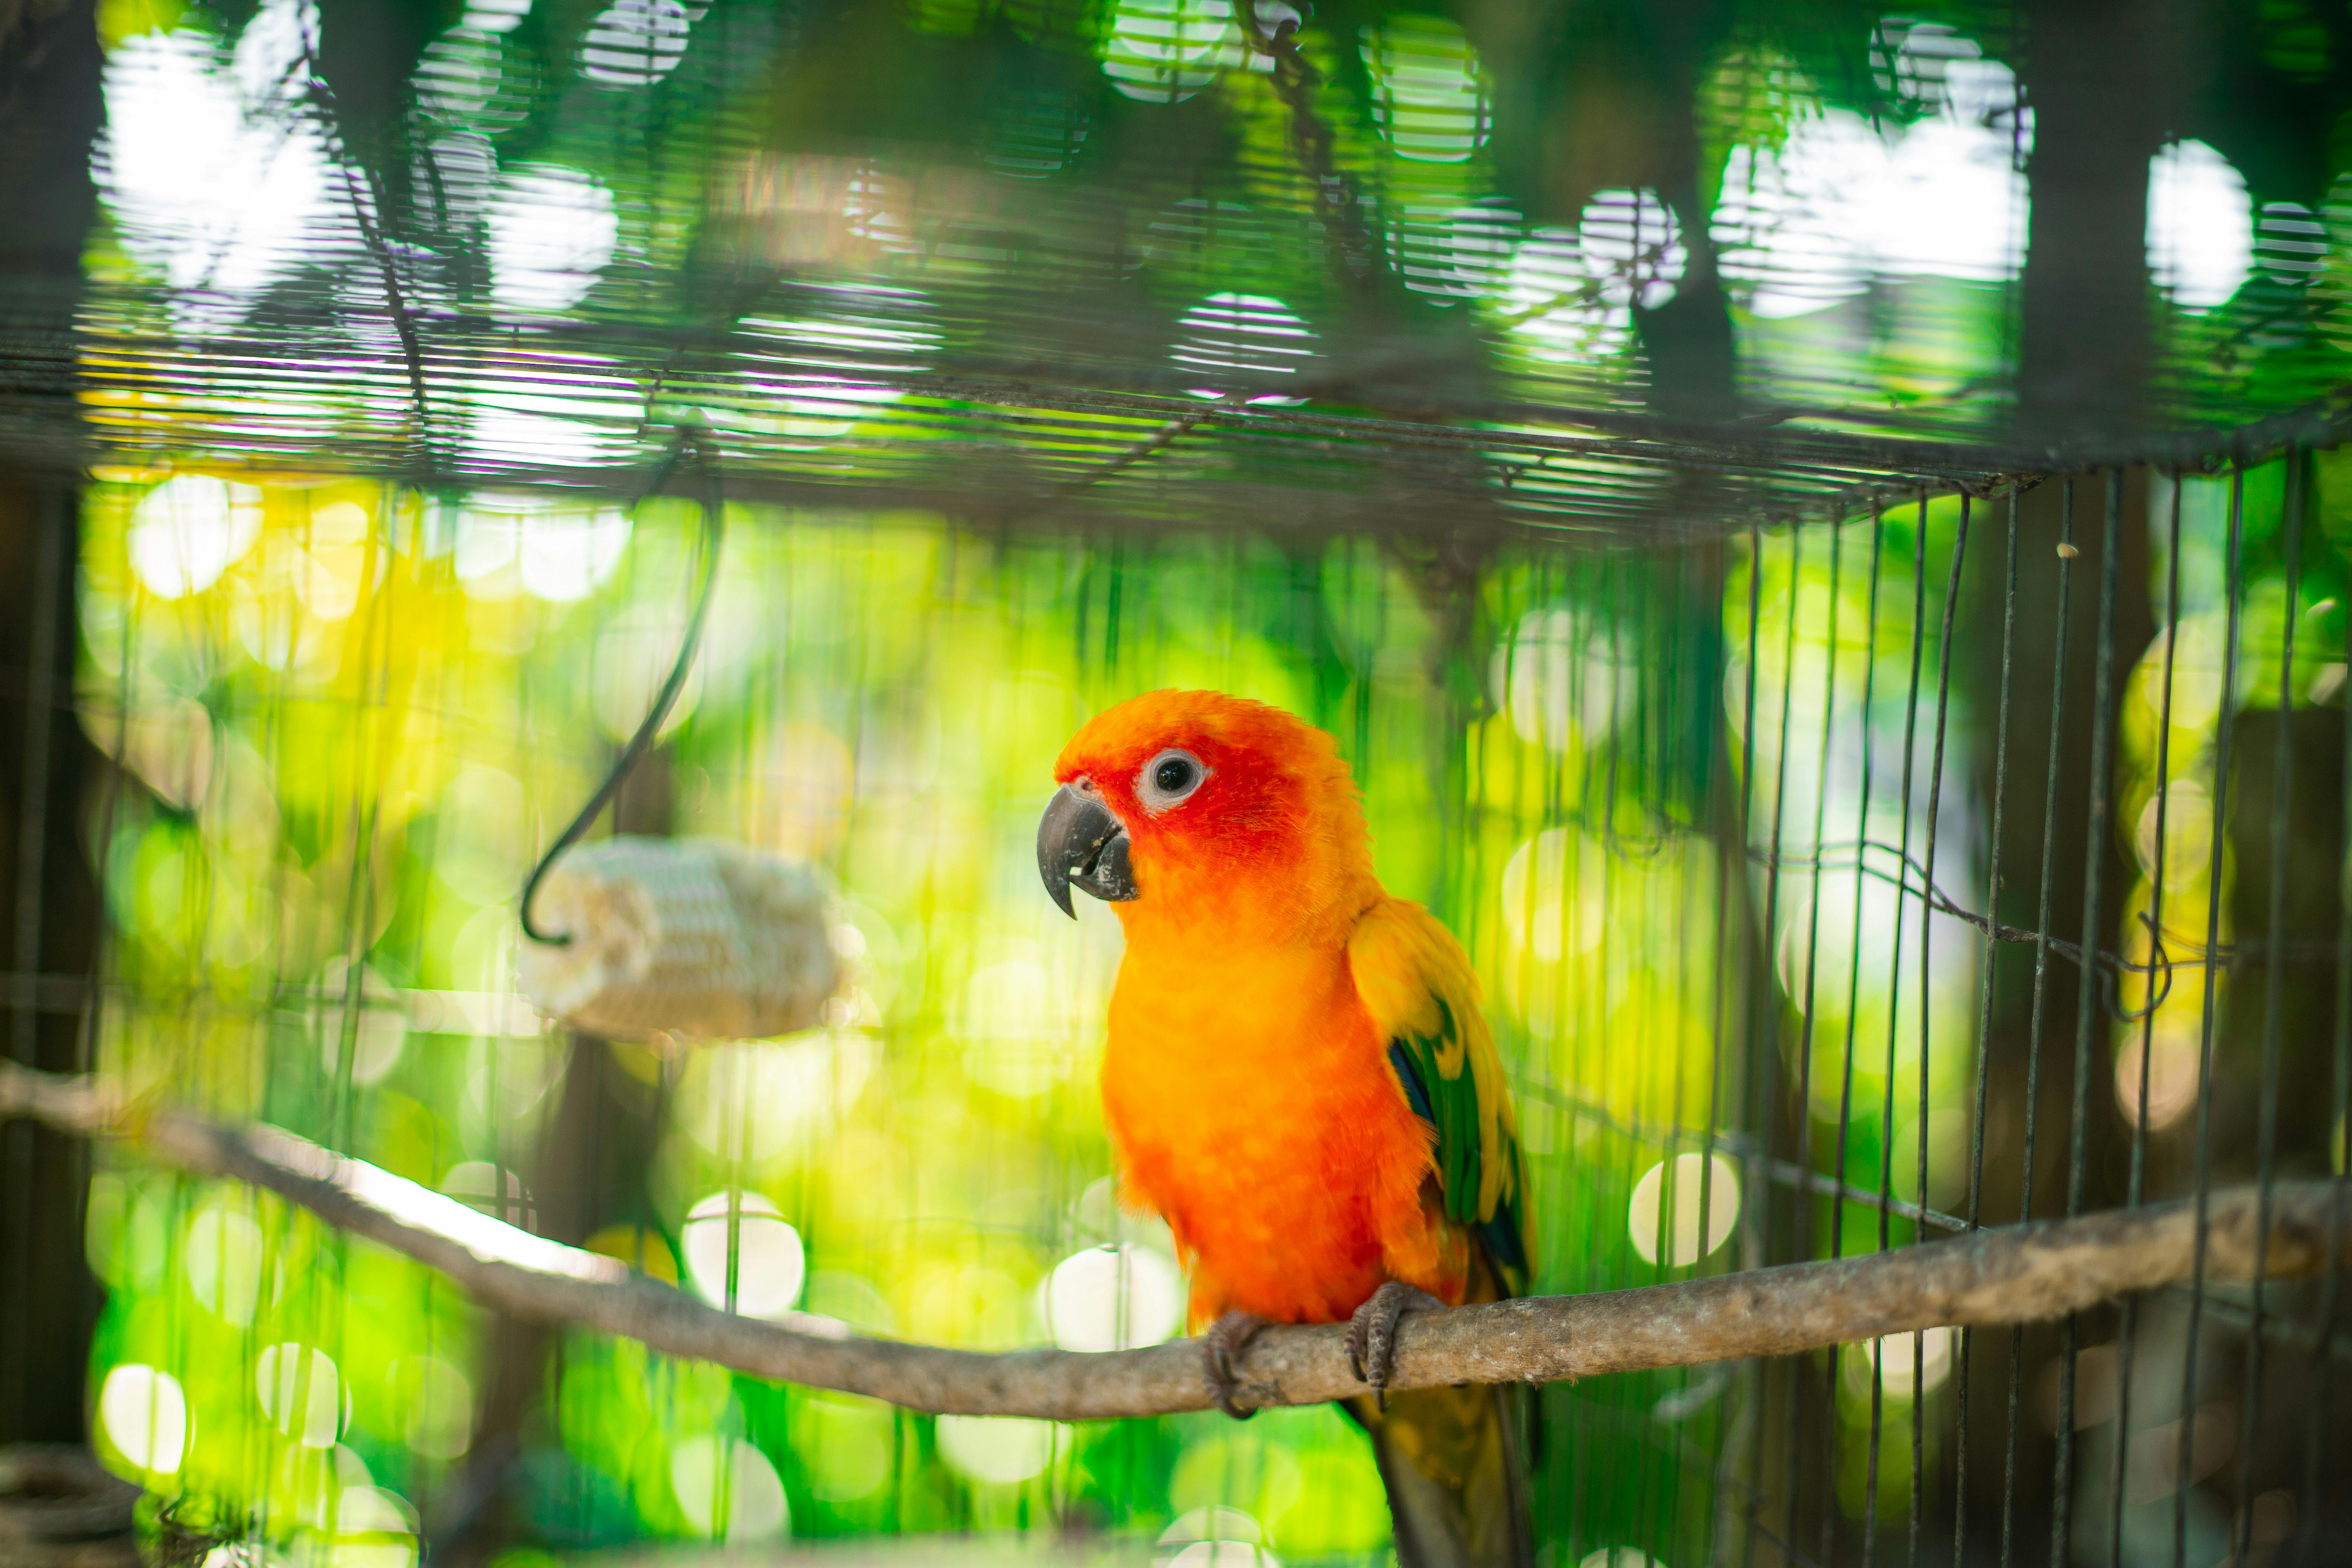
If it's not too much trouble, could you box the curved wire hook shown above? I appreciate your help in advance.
[518,425,726,946]
[2103,908,2179,1025]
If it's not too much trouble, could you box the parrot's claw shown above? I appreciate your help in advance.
[1346,1282,1444,1410]
[1200,1311,1269,1420]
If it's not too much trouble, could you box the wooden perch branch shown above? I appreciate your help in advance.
[5,1058,2345,1421]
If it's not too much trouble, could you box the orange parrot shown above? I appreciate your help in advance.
[1037,689,1533,1568]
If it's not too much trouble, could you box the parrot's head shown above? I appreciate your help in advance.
[1038,690,1377,939]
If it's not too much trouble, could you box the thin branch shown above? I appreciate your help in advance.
[3,1059,2343,1421]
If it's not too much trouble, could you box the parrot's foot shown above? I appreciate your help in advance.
[1200,1311,1269,1420]
[1346,1281,1445,1410]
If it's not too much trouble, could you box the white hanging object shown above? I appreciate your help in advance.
[516,836,842,1043]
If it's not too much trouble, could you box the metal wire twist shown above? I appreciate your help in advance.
[516,426,726,946]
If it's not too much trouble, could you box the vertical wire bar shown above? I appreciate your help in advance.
[1072,535,1095,694]
[1691,540,1747,1568]
[1655,548,1704,1568]
[1789,513,1847,1318]
[1648,556,1691,1568]
[330,502,398,1161]
[1866,492,1936,1568]
[1911,493,1970,1567]
[2300,469,2352,1563]
[2233,452,2303,1557]
[2054,469,2125,1566]
[1826,502,1890,1568]
[1104,532,1125,683]
[334,500,403,1513]
[1958,485,2021,1568]
[1609,557,1646,1561]
[1553,562,1586,1561]
[1825,505,1882,1222]
[1720,525,1768,1568]
[1757,512,1839,1568]
[2176,468,2246,1566]
[1607,554,1639,1554]
[1756,528,1807,1550]
[1488,546,1542,1548]
[2110,470,2185,1566]
[1605,556,1657,1556]
[1580,554,1618,1561]
[2004,476,2078,1568]
[1651,546,1689,1568]
[1750,522,1816,1568]
[260,502,317,1550]
[1557,549,1594,1560]
[2,488,65,1437]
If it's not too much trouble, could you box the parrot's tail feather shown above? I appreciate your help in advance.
[1349,1385,1535,1568]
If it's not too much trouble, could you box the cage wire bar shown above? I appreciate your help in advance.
[13,190,2352,1560]
[6,435,2348,1568]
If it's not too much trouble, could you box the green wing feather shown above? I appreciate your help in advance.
[1348,899,1531,1295]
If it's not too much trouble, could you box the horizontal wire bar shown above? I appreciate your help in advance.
[1514,1073,1968,1234]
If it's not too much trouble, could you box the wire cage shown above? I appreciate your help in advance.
[5,0,2352,1566]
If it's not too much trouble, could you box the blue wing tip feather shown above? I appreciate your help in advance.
[1387,1040,1437,1124]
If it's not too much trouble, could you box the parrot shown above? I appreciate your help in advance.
[1037,688,1534,1568]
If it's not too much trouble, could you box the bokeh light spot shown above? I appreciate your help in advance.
[487,165,617,313]
[2149,140,2252,310]
[392,1356,475,1461]
[1170,1432,1301,1531]
[1579,1551,1666,1568]
[1165,1546,1277,1568]
[677,1036,875,1159]
[1359,17,1487,163]
[1045,1243,1185,1352]
[797,1394,893,1501]
[100,5,331,305]
[256,1343,344,1448]
[185,1199,266,1325]
[579,0,691,87]
[2115,1014,2205,1132]
[669,1436,788,1540]
[935,1414,1059,1485]
[1628,1154,1740,1267]
[334,1486,420,1568]
[1172,293,1315,390]
[128,476,263,597]
[1100,0,1239,104]
[1845,1325,1957,1401]
[956,949,1083,1099]
[99,1363,188,1476]
[680,1191,805,1317]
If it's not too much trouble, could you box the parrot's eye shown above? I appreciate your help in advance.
[1136,748,1208,812]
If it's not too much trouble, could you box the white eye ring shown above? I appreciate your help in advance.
[1135,748,1209,812]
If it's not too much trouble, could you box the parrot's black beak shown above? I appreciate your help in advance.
[1038,783,1138,917]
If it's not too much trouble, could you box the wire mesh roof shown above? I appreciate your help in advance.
[7,0,2352,537]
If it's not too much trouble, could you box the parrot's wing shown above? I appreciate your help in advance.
[1348,897,1530,1295]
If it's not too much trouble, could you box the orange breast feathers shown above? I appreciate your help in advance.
[1050,690,1474,1328]
[1101,929,1471,1326]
